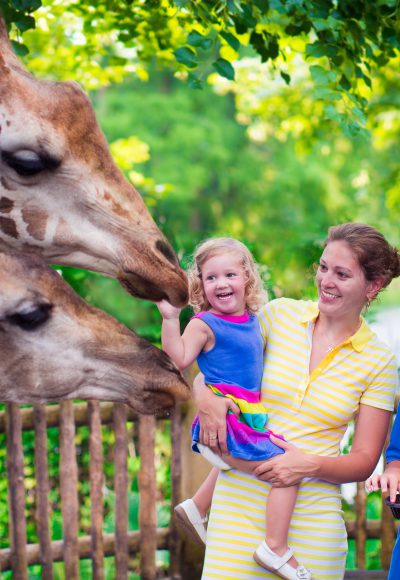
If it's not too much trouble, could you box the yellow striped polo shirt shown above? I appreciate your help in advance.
[258,298,397,456]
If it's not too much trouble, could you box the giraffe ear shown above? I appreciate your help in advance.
[0,15,11,48]
[0,15,27,72]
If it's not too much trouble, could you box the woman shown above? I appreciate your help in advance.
[193,223,400,579]
[367,411,400,580]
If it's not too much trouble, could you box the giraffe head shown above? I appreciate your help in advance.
[0,250,190,412]
[0,17,188,307]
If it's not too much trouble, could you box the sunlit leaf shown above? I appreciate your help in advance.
[212,57,235,80]
[174,46,198,68]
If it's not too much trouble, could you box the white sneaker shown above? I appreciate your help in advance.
[253,541,313,579]
[197,443,231,470]
[174,498,207,545]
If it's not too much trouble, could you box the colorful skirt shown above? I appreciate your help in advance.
[191,383,285,461]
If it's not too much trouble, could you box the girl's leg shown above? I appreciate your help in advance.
[192,467,219,516]
[174,467,219,545]
[265,484,299,568]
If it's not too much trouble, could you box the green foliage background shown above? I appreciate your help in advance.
[0,0,399,574]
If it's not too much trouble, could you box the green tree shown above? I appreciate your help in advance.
[2,1,400,133]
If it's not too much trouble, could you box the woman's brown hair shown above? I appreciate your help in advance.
[325,223,400,298]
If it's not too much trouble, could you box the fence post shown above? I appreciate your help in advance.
[5,404,28,580]
[355,481,367,569]
[59,401,79,579]
[169,407,183,580]
[89,401,104,579]
[138,414,157,580]
[33,404,53,579]
[113,403,129,578]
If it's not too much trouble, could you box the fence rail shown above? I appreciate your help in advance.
[0,401,397,578]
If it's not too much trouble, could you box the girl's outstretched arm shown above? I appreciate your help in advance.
[157,300,210,370]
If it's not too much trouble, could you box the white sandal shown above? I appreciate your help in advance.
[174,498,207,545]
[197,443,231,470]
[253,541,313,580]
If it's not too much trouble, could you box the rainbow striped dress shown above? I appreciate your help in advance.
[191,311,284,461]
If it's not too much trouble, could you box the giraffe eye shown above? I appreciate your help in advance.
[2,150,60,177]
[7,303,53,331]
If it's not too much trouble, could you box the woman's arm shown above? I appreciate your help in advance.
[192,373,240,453]
[252,404,392,486]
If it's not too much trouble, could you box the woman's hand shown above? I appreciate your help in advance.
[252,435,318,486]
[192,373,239,454]
[366,460,400,503]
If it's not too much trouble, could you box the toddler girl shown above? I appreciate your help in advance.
[157,237,312,580]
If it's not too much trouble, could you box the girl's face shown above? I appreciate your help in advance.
[316,240,381,320]
[201,252,247,316]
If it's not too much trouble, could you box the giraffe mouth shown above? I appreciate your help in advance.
[118,271,188,306]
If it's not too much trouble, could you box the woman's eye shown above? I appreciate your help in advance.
[2,150,60,177]
[338,272,349,279]
[318,264,327,272]
[7,304,53,331]
[227,272,236,278]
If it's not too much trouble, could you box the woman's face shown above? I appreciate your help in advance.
[316,240,379,319]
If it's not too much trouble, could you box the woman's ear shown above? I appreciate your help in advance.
[366,278,385,302]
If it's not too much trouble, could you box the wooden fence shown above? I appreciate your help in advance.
[0,401,397,579]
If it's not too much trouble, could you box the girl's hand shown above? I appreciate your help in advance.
[252,435,318,487]
[366,462,400,503]
[156,299,181,320]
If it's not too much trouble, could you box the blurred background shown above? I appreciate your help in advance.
[1,1,399,575]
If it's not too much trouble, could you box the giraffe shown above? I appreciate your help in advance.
[0,249,189,412]
[0,15,188,307]
[0,15,190,410]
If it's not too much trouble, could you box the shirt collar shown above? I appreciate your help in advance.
[300,301,373,352]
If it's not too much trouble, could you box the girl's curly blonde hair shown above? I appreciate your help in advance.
[187,237,268,314]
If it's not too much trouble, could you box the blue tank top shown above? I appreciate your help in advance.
[195,311,264,392]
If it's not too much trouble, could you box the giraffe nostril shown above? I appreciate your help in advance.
[155,239,179,266]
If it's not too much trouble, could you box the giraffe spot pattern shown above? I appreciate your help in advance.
[0,216,18,238]
[0,177,15,191]
[0,197,14,213]
[22,206,48,241]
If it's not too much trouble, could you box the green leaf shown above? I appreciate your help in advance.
[14,13,35,32]
[314,86,341,101]
[187,31,212,50]
[310,64,336,85]
[306,42,337,59]
[11,0,41,9]
[339,74,351,91]
[187,72,203,90]
[10,39,29,56]
[254,0,270,10]
[323,104,342,122]
[174,46,198,68]
[220,30,240,52]
[212,58,235,80]
[280,71,291,85]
